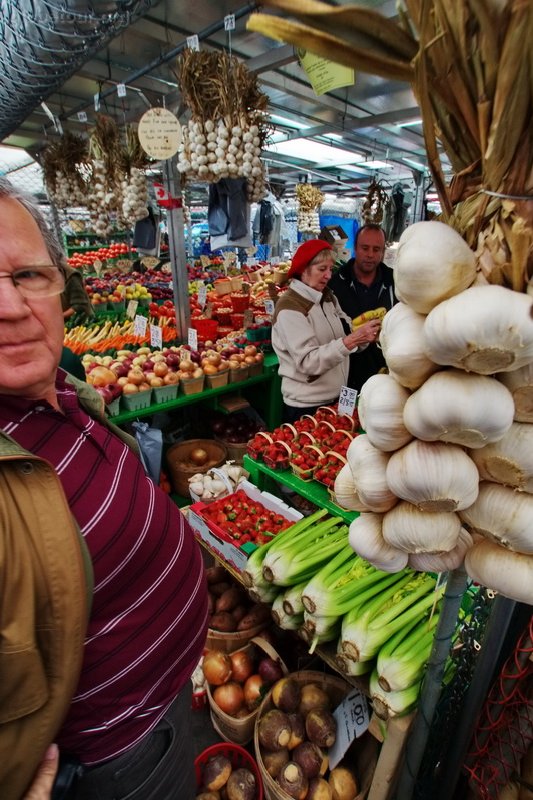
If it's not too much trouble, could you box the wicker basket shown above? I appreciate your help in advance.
[195,742,263,800]
[166,439,228,497]
[254,670,377,800]
[214,437,249,465]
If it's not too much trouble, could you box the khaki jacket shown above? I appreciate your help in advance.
[0,376,137,799]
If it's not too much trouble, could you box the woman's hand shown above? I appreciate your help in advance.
[24,745,59,800]
[343,319,382,351]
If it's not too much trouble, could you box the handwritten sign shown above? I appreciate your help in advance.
[298,47,354,96]
[198,283,207,308]
[126,300,138,319]
[188,327,198,351]
[264,299,275,316]
[138,107,182,160]
[141,256,160,270]
[329,688,370,770]
[224,14,235,30]
[134,314,148,337]
[115,258,133,272]
[338,385,357,417]
[150,324,163,349]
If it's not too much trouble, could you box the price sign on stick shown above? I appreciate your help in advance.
[329,688,370,769]
[264,299,275,316]
[338,385,358,417]
[150,324,163,349]
[198,283,208,308]
[134,314,147,338]
[126,300,139,319]
[93,258,103,276]
[188,327,198,351]
[200,255,211,268]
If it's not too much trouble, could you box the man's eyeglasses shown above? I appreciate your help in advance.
[0,266,65,298]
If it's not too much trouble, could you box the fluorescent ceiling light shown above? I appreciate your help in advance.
[269,114,311,130]
[397,118,422,127]
[402,158,427,171]
[265,137,364,166]
[324,133,344,141]
[359,159,394,169]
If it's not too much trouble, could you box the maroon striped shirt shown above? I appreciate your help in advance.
[0,371,208,764]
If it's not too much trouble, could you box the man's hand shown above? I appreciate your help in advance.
[24,744,59,800]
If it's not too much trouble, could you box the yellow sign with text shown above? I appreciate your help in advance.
[298,48,354,96]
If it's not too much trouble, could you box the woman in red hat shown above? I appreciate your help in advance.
[272,239,376,423]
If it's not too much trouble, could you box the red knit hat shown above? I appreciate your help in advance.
[287,239,333,279]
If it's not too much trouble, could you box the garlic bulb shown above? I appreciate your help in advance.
[382,501,462,554]
[394,221,477,314]
[379,302,440,389]
[408,528,473,572]
[386,440,480,512]
[333,463,371,511]
[464,539,533,604]
[358,374,413,452]
[403,369,515,448]
[345,435,397,513]
[468,422,533,492]
[459,481,533,554]
[423,285,533,374]
[349,513,409,572]
[497,362,533,422]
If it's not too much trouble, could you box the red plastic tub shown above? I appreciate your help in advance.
[194,742,263,799]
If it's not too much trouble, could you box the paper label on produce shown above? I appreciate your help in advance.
[150,324,163,349]
[198,284,208,308]
[204,302,214,319]
[134,314,147,337]
[338,385,358,417]
[116,259,133,270]
[93,258,103,276]
[263,299,275,316]
[329,688,370,770]
[141,256,160,269]
[200,255,211,268]
[126,300,139,319]
[188,327,198,350]
[241,282,250,295]
[243,310,254,329]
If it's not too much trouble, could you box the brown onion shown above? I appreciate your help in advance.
[203,650,232,685]
[213,681,244,716]
[243,674,267,710]
[230,650,254,684]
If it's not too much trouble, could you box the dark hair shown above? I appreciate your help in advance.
[355,223,385,247]
[0,177,67,273]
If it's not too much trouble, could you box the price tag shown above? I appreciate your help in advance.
[150,324,163,349]
[224,13,235,30]
[264,299,275,316]
[246,257,255,267]
[134,314,148,337]
[187,34,200,51]
[116,258,133,271]
[141,256,160,270]
[200,255,211,268]
[271,256,280,265]
[204,302,214,319]
[77,111,88,123]
[94,92,100,111]
[126,300,139,319]
[241,282,250,295]
[188,327,198,351]
[243,309,254,329]
[93,258,103,276]
[117,83,127,97]
[198,283,208,308]
[338,385,357,417]
[329,688,370,770]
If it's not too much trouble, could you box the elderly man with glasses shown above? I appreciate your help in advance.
[0,179,208,800]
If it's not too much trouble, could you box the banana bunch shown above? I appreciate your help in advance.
[352,307,387,329]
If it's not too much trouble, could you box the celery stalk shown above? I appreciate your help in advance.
[342,573,443,662]
[272,592,304,631]
[282,580,309,616]
[376,609,441,692]
[370,669,421,719]
[262,521,348,585]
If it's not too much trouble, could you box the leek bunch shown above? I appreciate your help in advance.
[341,572,444,662]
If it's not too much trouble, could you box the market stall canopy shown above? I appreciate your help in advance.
[0,0,448,197]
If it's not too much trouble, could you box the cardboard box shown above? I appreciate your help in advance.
[320,224,349,250]
[188,480,303,572]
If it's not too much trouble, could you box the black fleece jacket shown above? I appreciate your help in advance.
[329,259,397,391]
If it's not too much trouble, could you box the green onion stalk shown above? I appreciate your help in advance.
[341,573,444,663]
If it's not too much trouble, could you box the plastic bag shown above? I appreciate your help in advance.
[132,421,163,484]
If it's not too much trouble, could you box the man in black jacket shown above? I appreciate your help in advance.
[329,223,397,391]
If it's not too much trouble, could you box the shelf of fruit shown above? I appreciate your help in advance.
[67,241,133,268]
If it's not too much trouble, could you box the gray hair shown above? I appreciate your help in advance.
[0,177,67,272]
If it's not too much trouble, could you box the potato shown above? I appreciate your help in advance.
[236,603,271,630]
[216,586,246,613]
[209,612,237,632]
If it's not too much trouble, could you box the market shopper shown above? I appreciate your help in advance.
[272,238,378,422]
[61,263,94,319]
[0,179,208,800]
[329,223,397,391]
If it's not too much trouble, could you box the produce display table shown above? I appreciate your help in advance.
[111,352,282,429]
[195,533,415,800]
[242,454,358,524]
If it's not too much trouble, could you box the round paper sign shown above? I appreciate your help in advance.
[138,107,182,159]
